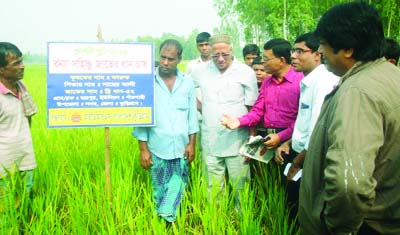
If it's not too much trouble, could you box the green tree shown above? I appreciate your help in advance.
[182,29,201,60]
[216,0,317,45]
[374,0,400,40]
[214,0,400,45]
[213,0,244,58]
[112,30,211,61]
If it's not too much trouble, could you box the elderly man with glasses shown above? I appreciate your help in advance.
[190,34,258,214]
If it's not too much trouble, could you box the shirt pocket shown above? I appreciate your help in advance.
[278,84,300,113]
[300,102,310,109]
[173,97,189,110]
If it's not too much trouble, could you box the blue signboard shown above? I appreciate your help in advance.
[47,42,155,128]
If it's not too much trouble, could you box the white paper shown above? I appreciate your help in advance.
[239,136,275,164]
[247,135,264,144]
[284,163,302,181]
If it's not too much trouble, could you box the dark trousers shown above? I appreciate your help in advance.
[357,222,381,235]
[279,148,300,228]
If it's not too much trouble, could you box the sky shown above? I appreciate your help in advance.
[2,0,221,54]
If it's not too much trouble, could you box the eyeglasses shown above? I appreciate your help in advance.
[211,53,231,59]
[290,48,312,55]
[262,55,279,62]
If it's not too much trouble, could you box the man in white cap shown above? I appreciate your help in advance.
[190,34,258,213]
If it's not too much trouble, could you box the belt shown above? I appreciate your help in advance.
[258,127,285,134]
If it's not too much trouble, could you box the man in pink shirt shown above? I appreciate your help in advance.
[223,38,303,158]
[222,39,303,198]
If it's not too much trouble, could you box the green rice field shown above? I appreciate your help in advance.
[1,64,300,234]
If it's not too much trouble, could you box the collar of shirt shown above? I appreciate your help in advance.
[340,58,386,86]
[155,69,185,93]
[0,80,24,99]
[195,56,210,64]
[0,81,9,94]
[268,66,299,85]
[301,64,333,87]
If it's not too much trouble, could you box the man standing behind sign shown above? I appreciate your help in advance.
[133,39,198,223]
[186,32,212,75]
[0,42,37,213]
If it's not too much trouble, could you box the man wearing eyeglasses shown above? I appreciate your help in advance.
[222,38,303,165]
[190,34,258,214]
[221,38,304,215]
[273,32,339,226]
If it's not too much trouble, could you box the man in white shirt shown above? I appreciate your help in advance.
[190,34,258,213]
[186,32,212,75]
[186,32,212,161]
[274,32,339,225]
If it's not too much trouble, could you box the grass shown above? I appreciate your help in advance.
[0,64,300,234]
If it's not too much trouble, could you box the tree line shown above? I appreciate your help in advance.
[131,0,399,61]
[214,0,399,46]
[25,0,398,63]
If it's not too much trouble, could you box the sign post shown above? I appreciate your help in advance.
[47,39,155,207]
[96,26,113,207]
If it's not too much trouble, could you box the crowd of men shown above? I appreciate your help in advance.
[139,2,400,234]
[1,1,400,234]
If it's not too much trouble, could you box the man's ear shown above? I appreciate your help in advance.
[387,58,397,65]
[279,56,286,64]
[314,50,322,62]
[343,48,354,59]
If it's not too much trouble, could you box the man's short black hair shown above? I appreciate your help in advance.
[294,32,320,52]
[159,39,183,58]
[263,38,292,64]
[252,57,263,66]
[0,42,22,67]
[196,32,211,43]
[383,38,400,65]
[315,2,384,62]
[242,44,260,58]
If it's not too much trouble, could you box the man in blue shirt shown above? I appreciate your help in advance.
[133,39,199,223]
